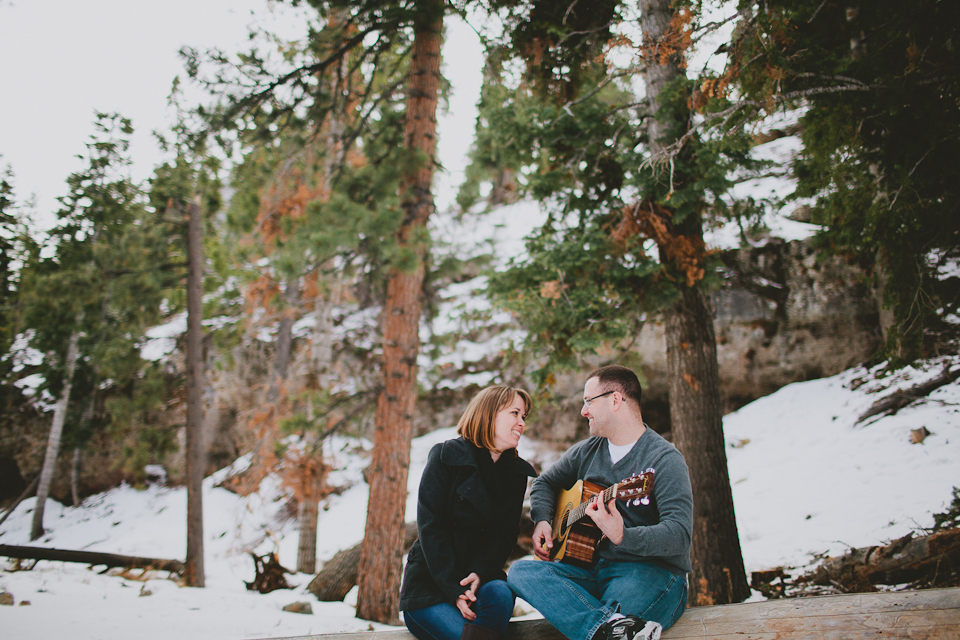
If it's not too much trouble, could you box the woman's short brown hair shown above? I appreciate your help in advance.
[457,385,532,451]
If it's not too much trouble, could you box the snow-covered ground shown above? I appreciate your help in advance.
[2,355,958,639]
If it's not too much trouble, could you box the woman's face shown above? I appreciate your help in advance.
[492,393,527,453]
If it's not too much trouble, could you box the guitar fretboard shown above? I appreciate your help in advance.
[566,483,618,528]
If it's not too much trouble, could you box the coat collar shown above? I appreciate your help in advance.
[440,436,537,477]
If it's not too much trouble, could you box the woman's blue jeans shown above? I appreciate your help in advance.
[404,580,515,640]
[506,558,687,640]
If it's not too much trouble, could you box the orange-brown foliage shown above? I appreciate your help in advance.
[638,6,694,69]
[279,447,332,504]
[612,200,708,287]
[246,274,282,311]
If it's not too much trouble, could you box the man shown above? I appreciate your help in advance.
[507,365,692,640]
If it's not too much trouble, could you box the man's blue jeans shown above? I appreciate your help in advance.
[403,580,515,640]
[507,559,687,640]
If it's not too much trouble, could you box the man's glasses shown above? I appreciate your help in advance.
[582,390,615,407]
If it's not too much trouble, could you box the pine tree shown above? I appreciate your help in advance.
[19,114,178,538]
[722,0,960,362]
[356,0,444,623]
[477,0,754,604]
[185,0,452,620]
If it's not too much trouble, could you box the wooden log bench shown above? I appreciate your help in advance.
[258,588,960,640]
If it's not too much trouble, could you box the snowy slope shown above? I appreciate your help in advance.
[2,355,959,639]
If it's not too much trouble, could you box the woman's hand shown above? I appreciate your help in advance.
[457,572,481,621]
[531,521,554,560]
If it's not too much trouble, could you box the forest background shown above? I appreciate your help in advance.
[1,0,958,630]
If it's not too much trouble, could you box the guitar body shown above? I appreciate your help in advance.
[544,471,654,568]
[549,480,606,567]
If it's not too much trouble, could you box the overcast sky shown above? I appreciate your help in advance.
[0,0,483,227]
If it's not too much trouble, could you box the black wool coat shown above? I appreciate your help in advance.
[399,437,537,612]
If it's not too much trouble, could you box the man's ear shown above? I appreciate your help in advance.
[611,391,623,411]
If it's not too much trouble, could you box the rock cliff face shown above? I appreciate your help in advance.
[517,237,884,442]
[0,238,883,504]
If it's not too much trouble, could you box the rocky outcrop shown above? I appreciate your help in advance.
[0,238,882,498]
[521,237,884,441]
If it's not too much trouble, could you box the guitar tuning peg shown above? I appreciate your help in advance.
[632,499,641,506]
[641,497,650,505]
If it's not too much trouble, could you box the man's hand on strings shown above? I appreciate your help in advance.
[586,495,624,545]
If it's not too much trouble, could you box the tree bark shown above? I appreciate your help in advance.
[296,431,321,575]
[185,195,206,587]
[665,287,749,605]
[70,446,82,507]
[355,0,443,624]
[640,0,750,606]
[296,492,320,574]
[31,327,80,541]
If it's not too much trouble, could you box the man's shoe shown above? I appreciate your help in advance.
[602,615,663,640]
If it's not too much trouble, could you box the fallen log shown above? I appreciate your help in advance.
[308,521,419,601]
[251,587,960,640]
[0,543,184,574]
[857,366,960,424]
[801,528,960,592]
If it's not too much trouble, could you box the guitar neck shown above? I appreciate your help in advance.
[567,483,618,527]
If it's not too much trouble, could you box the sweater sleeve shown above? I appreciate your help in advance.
[616,448,693,561]
[416,444,468,604]
[529,442,586,525]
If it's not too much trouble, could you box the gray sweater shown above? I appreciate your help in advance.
[529,428,693,575]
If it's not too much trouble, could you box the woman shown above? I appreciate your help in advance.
[400,386,537,640]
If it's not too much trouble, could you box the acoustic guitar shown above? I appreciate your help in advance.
[546,471,654,567]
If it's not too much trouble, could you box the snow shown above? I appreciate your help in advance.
[725,356,960,570]
[3,355,959,638]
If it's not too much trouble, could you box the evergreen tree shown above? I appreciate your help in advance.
[150,101,228,587]
[19,114,179,538]
[0,162,35,384]
[356,0,444,623]
[722,0,960,362]
[475,0,756,604]
[186,1,446,618]
[0,163,18,359]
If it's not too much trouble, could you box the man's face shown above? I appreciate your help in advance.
[581,376,613,438]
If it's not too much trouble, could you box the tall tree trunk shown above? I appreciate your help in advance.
[185,195,206,588]
[296,430,321,574]
[355,0,443,624]
[273,276,301,386]
[71,393,96,507]
[31,327,81,540]
[70,446,82,507]
[640,0,750,606]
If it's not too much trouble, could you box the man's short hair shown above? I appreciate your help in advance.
[587,364,642,408]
